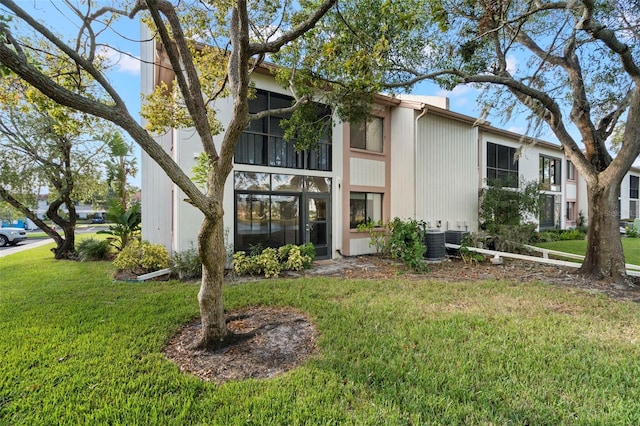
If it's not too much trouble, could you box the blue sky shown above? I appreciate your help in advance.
[14,1,143,185]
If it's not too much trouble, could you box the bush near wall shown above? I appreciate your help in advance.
[233,243,315,278]
[358,218,428,272]
[170,246,203,280]
[113,240,170,275]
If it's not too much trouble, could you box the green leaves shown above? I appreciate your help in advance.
[98,201,142,251]
[480,180,542,231]
[191,152,212,190]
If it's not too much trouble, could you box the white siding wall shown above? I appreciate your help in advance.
[349,158,385,187]
[172,128,207,252]
[621,175,630,219]
[140,24,174,250]
[621,171,640,220]
[390,107,416,220]
[416,114,478,231]
[577,174,589,223]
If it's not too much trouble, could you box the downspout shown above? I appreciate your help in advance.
[414,105,428,219]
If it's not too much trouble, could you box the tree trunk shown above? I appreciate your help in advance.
[579,180,629,284]
[195,214,228,348]
[48,199,77,260]
[53,226,76,260]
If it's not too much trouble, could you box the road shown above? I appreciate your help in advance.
[0,225,109,258]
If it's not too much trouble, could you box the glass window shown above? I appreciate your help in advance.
[486,142,518,187]
[350,192,382,228]
[235,194,271,250]
[566,201,576,221]
[539,155,562,192]
[567,160,576,181]
[304,177,331,193]
[235,172,270,190]
[272,174,302,192]
[235,89,332,171]
[270,195,299,247]
[630,175,639,199]
[540,194,561,229]
[350,117,383,153]
[234,171,331,252]
[630,200,638,219]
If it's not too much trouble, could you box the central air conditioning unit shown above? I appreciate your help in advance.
[424,229,446,261]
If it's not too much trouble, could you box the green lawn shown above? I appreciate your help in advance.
[3,243,640,424]
[537,237,640,265]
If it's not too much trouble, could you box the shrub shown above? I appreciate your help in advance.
[356,219,387,254]
[233,243,315,278]
[489,224,538,253]
[279,244,314,271]
[114,240,170,275]
[170,245,202,280]
[97,201,142,251]
[558,229,586,240]
[537,230,561,242]
[299,242,316,266]
[255,247,281,278]
[386,218,428,272]
[480,180,542,231]
[538,228,586,242]
[233,251,260,276]
[626,226,639,238]
[76,238,113,261]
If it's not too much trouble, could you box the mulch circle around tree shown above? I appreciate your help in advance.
[163,306,318,384]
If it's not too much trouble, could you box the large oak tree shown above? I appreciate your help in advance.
[376,0,640,284]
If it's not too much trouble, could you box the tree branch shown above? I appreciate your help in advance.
[576,0,640,79]
[249,0,336,55]
[1,0,127,107]
[141,0,219,163]
[0,30,209,213]
[250,95,310,121]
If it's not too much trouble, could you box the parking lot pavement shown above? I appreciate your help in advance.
[0,239,54,258]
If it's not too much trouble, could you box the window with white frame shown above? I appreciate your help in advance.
[350,192,382,228]
[350,117,383,153]
[486,142,519,188]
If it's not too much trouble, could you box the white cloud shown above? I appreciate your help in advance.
[435,84,474,98]
[435,84,481,110]
[506,126,527,134]
[506,55,518,75]
[100,46,140,76]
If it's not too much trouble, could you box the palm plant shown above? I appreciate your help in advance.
[98,200,141,251]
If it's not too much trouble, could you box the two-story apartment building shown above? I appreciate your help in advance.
[140,30,639,259]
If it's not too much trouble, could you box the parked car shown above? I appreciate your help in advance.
[0,227,28,247]
[91,217,106,224]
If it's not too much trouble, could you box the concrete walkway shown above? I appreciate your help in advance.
[0,239,54,258]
